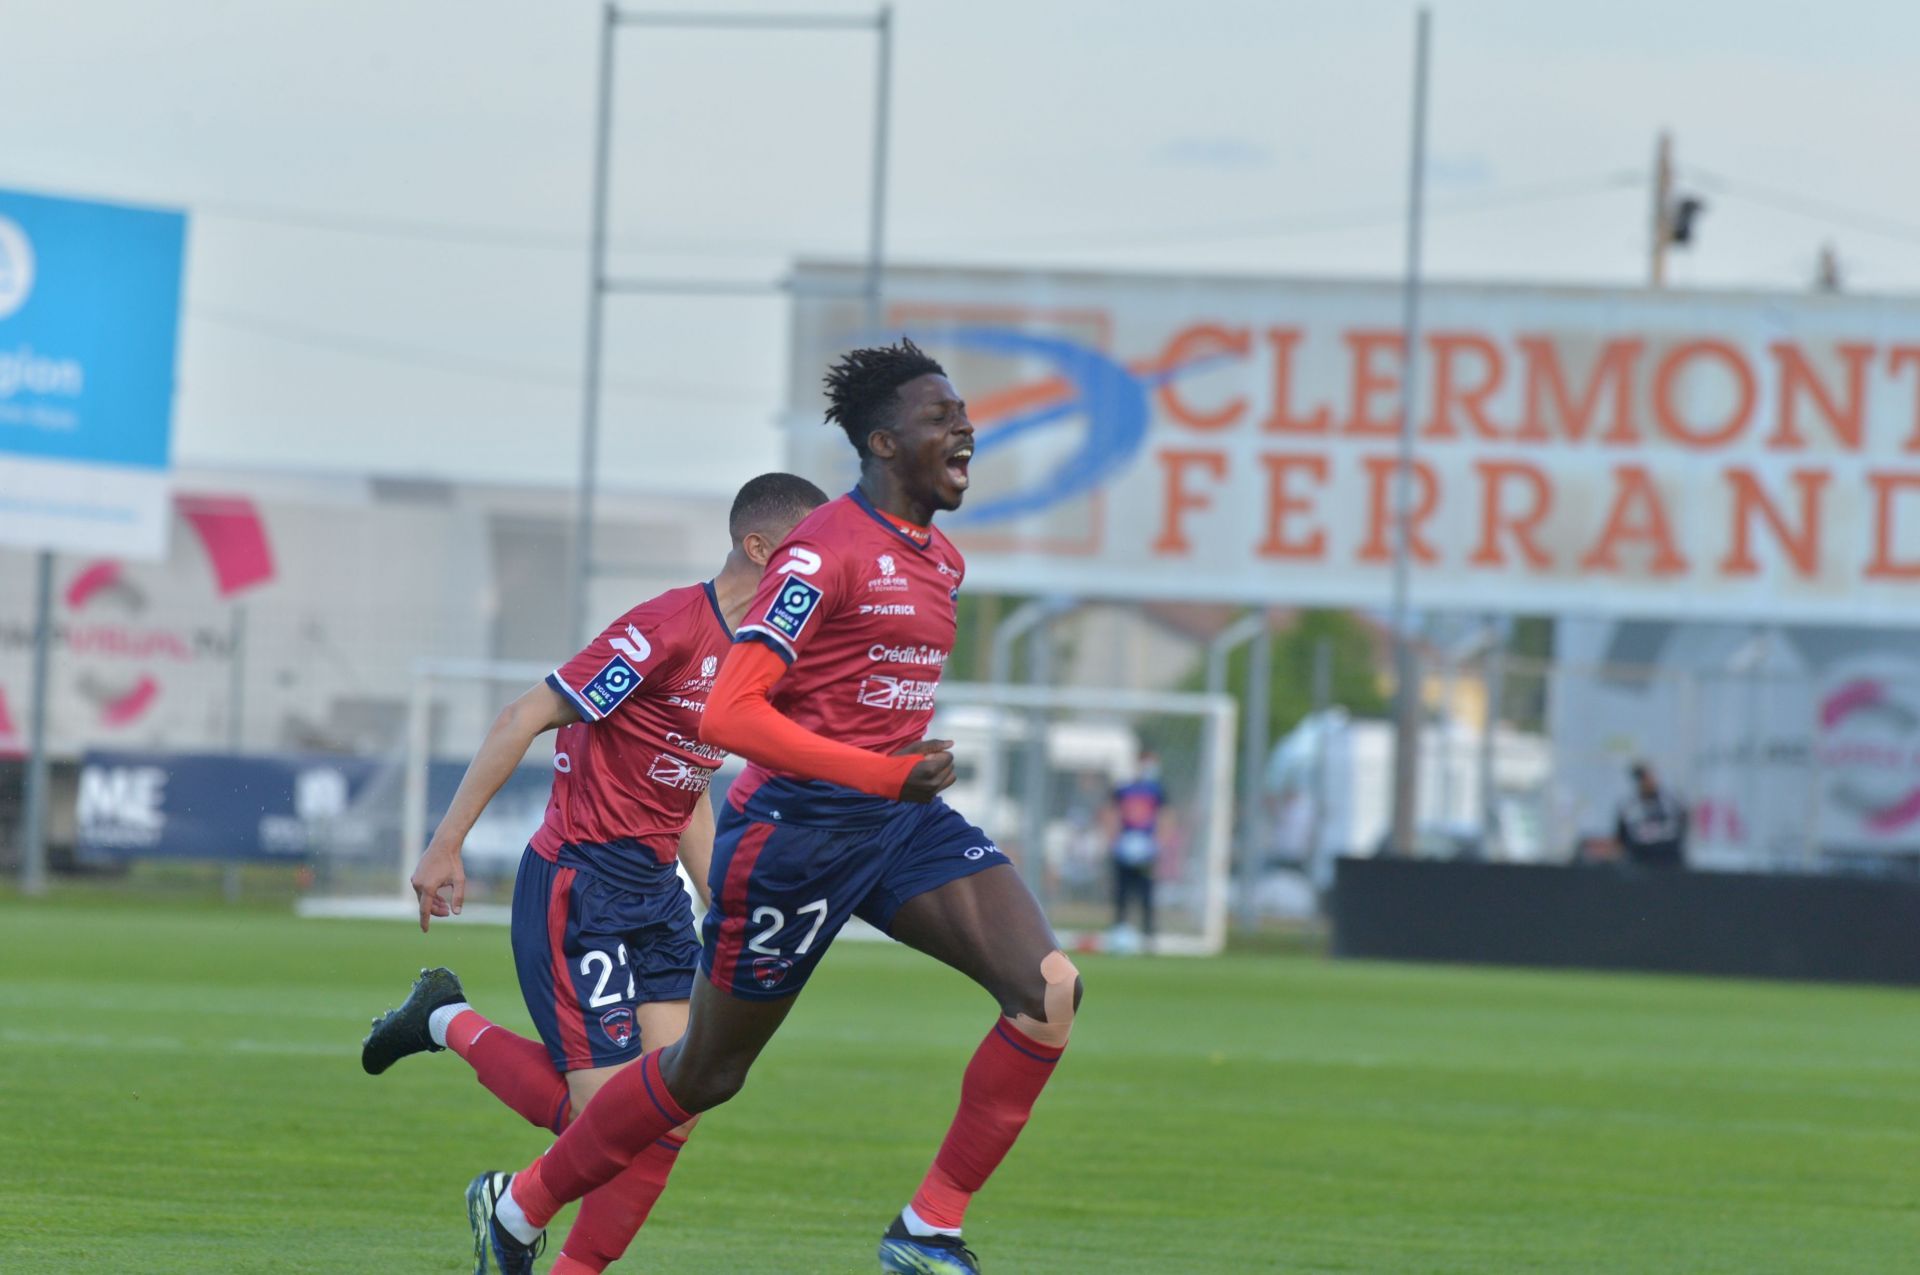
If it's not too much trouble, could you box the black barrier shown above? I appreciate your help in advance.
[1332,856,1920,986]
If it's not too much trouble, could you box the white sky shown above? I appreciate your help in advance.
[4,0,1918,496]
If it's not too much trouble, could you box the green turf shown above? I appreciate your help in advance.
[2,892,1917,1273]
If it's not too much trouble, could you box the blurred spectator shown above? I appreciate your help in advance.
[1105,751,1169,947]
[1614,761,1689,868]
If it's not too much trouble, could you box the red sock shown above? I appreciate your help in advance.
[556,1131,689,1271]
[511,1048,691,1227]
[447,1011,574,1134]
[910,1018,1066,1230]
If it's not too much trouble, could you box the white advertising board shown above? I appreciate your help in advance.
[789,265,1920,624]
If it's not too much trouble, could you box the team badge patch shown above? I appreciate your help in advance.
[599,1007,636,1049]
[765,578,824,643]
[752,957,794,990]
[581,654,643,715]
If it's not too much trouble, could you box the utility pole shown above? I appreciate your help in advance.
[1386,7,1431,859]
[1649,130,1673,288]
[1815,242,1843,293]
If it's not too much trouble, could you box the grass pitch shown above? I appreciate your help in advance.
[2,891,1917,1273]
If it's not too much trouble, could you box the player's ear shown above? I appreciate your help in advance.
[742,529,776,568]
[865,426,898,462]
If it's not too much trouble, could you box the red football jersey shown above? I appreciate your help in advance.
[531,581,733,887]
[732,489,964,797]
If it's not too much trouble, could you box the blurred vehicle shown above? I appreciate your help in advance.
[1263,708,1553,892]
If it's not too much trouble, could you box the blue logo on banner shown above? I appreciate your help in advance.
[582,654,642,715]
[767,578,823,642]
[0,188,186,471]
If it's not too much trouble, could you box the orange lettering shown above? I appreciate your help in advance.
[1652,339,1755,449]
[1255,453,1328,559]
[1721,468,1827,578]
[1157,324,1250,431]
[1768,343,1871,451]
[1359,455,1438,564]
[1343,330,1402,438]
[1152,449,1229,554]
[1580,465,1688,575]
[1887,347,1920,452]
[1425,331,1506,440]
[1260,328,1331,435]
[1470,461,1553,569]
[1514,336,1642,445]
[1866,471,1920,580]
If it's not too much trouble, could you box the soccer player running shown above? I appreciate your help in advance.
[360,472,827,1275]
[468,339,1083,1275]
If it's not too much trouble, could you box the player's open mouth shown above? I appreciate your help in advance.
[945,445,973,488]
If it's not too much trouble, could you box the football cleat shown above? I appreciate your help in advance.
[466,1171,545,1275]
[361,966,465,1075]
[878,1213,981,1274]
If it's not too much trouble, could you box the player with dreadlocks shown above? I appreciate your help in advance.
[464,339,1082,1274]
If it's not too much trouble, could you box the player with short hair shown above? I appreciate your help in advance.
[362,471,827,1275]
[464,339,1083,1275]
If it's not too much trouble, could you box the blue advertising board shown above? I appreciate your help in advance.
[0,187,187,559]
[74,750,553,866]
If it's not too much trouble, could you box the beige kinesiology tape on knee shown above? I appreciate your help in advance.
[1012,950,1078,1047]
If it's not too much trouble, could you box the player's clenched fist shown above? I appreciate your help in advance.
[410,840,466,932]
[895,738,956,803]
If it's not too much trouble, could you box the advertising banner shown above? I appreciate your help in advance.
[0,187,187,559]
[75,750,552,867]
[1550,618,1920,863]
[789,265,1920,625]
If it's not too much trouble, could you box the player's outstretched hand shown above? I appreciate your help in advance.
[896,738,956,804]
[409,841,466,932]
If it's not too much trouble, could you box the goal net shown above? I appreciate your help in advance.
[298,664,1237,957]
[294,659,555,925]
[928,683,1237,956]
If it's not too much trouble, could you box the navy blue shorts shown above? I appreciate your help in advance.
[700,788,1008,999]
[511,848,700,1072]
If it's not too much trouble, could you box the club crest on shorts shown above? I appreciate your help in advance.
[599,1006,636,1049]
[752,956,793,990]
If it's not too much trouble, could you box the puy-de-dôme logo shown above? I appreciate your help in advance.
[50,497,275,732]
[1819,677,1920,833]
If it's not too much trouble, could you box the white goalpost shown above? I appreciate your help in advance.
[294,659,551,925]
[930,682,1237,957]
[298,662,1238,957]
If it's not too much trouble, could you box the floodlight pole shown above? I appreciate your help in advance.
[1387,7,1431,858]
[567,5,894,646]
[1649,130,1673,289]
[866,5,893,330]
[569,0,619,649]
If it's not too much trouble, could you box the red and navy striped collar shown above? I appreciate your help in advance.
[849,486,934,552]
[701,580,732,638]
